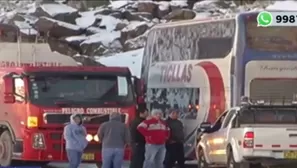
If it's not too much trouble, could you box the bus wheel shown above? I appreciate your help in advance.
[0,130,13,166]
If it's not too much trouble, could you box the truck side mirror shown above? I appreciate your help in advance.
[133,77,146,104]
[133,78,143,96]
[3,74,15,104]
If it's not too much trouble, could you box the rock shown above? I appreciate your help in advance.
[157,1,171,18]
[121,22,149,41]
[115,22,128,31]
[53,12,80,24]
[110,11,124,19]
[80,41,108,56]
[8,13,26,23]
[72,55,104,66]
[0,23,18,42]
[34,17,83,38]
[95,8,114,15]
[122,11,147,22]
[31,6,52,18]
[32,4,79,24]
[85,27,102,35]
[163,9,196,20]
[137,2,158,15]
[62,35,87,50]
[124,32,148,51]
[135,12,154,20]
[47,37,80,56]
[79,30,122,56]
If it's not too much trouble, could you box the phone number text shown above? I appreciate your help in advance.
[270,11,297,26]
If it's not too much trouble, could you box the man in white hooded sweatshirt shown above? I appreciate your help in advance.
[63,114,88,168]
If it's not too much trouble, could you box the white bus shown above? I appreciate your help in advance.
[141,11,297,159]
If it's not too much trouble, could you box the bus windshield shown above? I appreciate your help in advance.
[28,75,134,106]
[245,14,297,52]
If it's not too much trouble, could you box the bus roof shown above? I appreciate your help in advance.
[151,11,263,30]
[152,15,235,29]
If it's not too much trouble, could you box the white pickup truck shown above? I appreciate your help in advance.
[196,102,297,168]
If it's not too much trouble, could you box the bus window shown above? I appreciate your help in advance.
[149,19,235,62]
[147,87,200,119]
[244,14,297,52]
[198,37,233,59]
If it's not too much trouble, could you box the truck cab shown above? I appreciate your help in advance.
[0,66,141,166]
[196,96,297,168]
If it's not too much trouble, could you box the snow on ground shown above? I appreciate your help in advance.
[65,35,87,42]
[75,15,96,28]
[109,0,132,9]
[158,1,170,11]
[266,1,297,11]
[40,4,77,16]
[96,48,144,78]
[14,21,38,35]
[170,0,188,7]
[81,30,122,49]
[43,17,81,30]
[194,12,212,19]
[100,15,124,31]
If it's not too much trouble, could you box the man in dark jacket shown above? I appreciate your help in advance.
[129,108,148,168]
[164,109,185,168]
[98,112,130,168]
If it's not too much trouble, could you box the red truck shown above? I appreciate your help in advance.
[0,43,143,166]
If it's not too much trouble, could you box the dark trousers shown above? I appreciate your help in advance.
[164,142,185,168]
[129,143,145,168]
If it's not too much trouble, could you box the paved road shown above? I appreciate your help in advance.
[47,161,197,168]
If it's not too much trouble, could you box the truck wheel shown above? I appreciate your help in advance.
[197,149,208,168]
[0,130,13,166]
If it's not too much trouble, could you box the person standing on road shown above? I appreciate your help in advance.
[137,109,170,168]
[129,108,149,168]
[164,109,185,168]
[98,112,130,168]
[63,114,88,168]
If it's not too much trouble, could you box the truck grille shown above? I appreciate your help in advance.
[53,143,102,153]
[44,113,126,124]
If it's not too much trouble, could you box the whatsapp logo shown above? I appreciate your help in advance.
[257,11,273,27]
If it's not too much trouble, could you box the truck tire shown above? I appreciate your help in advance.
[197,149,208,168]
[0,130,13,166]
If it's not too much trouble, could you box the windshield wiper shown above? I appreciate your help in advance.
[83,114,109,122]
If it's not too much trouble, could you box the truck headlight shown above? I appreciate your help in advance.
[86,134,93,141]
[32,133,45,149]
[94,135,99,142]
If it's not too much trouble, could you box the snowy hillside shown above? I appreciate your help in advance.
[0,0,295,75]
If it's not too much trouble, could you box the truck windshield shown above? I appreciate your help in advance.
[28,75,134,106]
[239,108,297,124]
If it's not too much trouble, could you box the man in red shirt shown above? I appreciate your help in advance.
[137,109,170,168]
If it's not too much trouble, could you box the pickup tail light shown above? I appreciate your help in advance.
[243,131,254,148]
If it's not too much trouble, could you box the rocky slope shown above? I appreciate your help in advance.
[0,0,272,65]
